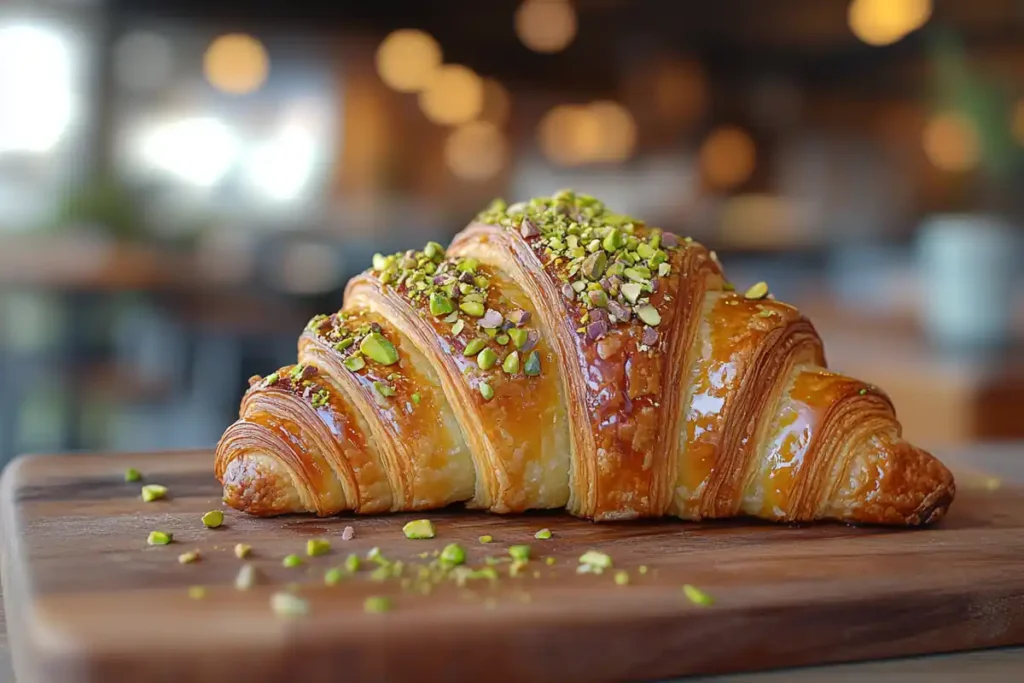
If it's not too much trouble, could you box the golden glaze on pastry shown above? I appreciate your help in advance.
[216,191,955,525]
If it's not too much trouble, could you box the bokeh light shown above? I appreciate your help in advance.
[0,24,74,154]
[375,29,442,93]
[479,78,512,127]
[538,101,636,166]
[138,117,240,187]
[515,0,578,54]
[418,64,484,126]
[922,111,980,172]
[203,33,269,95]
[244,125,318,201]
[444,121,508,181]
[588,101,638,162]
[652,59,707,126]
[699,126,757,190]
[848,0,932,46]
[114,31,174,92]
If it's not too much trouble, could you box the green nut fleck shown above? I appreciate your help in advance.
[343,355,366,372]
[141,484,167,502]
[477,348,498,370]
[403,519,435,539]
[345,554,361,572]
[451,319,465,336]
[364,595,392,613]
[147,530,172,546]
[124,467,141,482]
[508,328,529,349]
[423,241,445,261]
[307,539,331,557]
[502,350,520,374]
[459,301,485,317]
[324,567,345,586]
[479,381,494,401]
[429,291,455,317]
[524,350,541,376]
[463,338,487,357]
[636,242,655,260]
[683,584,713,606]
[621,282,643,304]
[360,332,399,365]
[636,304,661,327]
[440,543,466,566]
[602,228,623,253]
[201,510,224,528]
[509,545,531,561]
[534,528,552,540]
[283,554,303,568]
[581,250,608,281]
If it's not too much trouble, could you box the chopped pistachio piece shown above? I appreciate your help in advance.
[451,319,465,336]
[364,596,392,614]
[638,565,648,575]
[440,543,467,566]
[479,381,494,401]
[459,301,485,317]
[578,550,612,571]
[429,291,455,317]
[235,564,257,590]
[360,332,399,365]
[188,586,206,600]
[636,242,656,260]
[282,554,303,568]
[423,241,445,261]
[614,570,630,586]
[234,543,252,559]
[523,350,541,376]
[345,553,361,572]
[178,550,200,564]
[602,228,623,252]
[463,338,487,357]
[141,484,167,502]
[502,350,520,374]
[508,328,529,349]
[124,467,141,482]
[366,546,384,562]
[621,282,642,304]
[324,567,345,586]
[744,281,769,300]
[683,584,714,606]
[411,392,421,405]
[201,510,224,528]
[402,519,436,539]
[271,592,309,618]
[545,556,556,566]
[508,545,531,561]
[373,381,396,398]
[147,530,172,546]
[636,304,661,327]
[307,539,331,557]
[496,333,510,345]
[581,250,608,280]
[343,355,366,372]
[534,528,552,540]
[477,347,498,370]
[479,535,494,544]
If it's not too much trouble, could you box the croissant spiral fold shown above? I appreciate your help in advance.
[216,191,955,525]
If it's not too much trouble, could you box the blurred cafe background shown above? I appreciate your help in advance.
[0,0,1022,465]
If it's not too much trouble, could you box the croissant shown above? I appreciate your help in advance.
[215,190,955,525]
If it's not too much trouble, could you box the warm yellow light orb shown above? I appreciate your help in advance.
[418,64,484,126]
[923,111,980,172]
[375,29,442,93]
[699,126,757,190]
[588,100,637,162]
[515,0,577,54]
[538,105,600,166]
[444,121,508,181]
[203,33,269,95]
[480,78,512,127]
[848,0,932,47]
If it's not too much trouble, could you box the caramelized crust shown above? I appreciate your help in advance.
[214,191,955,526]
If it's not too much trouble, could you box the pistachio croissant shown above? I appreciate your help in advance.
[215,191,955,525]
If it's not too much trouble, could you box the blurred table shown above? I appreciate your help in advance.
[0,443,1022,682]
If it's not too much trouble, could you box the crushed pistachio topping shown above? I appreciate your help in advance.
[271,592,309,618]
[141,484,167,502]
[147,530,172,546]
[478,381,494,401]
[545,556,556,566]
[614,570,630,586]
[324,567,346,586]
[638,565,648,575]
[477,190,687,343]
[440,543,467,566]
[201,510,224,528]
[234,543,252,559]
[178,550,200,564]
[683,584,714,606]
[235,564,257,590]
[282,554,303,568]
[402,519,436,539]
[508,545,531,562]
[534,528,552,540]
[345,553,361,572]
[306,311,403,381]
[744,281,769,300]
[124,467,141,482]
[188,586,206,600]
[577,550,612,574]
[306,539,331,557]
[479,535,493,544]
[364,596,392,614]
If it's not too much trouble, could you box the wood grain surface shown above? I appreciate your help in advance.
[3,449,1024,683]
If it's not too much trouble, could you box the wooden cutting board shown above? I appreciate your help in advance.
[3,449,1023,683]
